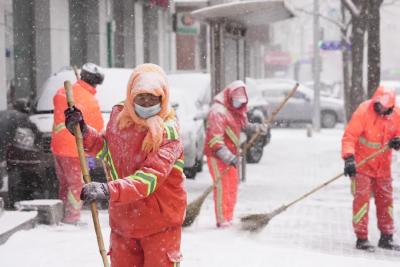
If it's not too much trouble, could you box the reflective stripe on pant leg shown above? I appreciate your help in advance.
[210,157,224,224]
[67,190,81,210]
[353,203,368,224]
[374,177,394,235]
[352,174,371,239]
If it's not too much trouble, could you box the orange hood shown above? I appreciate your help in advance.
[372,86,396,109]
[117,63,174,152]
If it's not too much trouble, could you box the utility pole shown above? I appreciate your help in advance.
[313,0,321,131]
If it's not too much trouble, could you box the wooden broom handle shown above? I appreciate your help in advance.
[283,145,389,210]
[242,83,299,154]
[213,83,300,183]
[64,81,110,267]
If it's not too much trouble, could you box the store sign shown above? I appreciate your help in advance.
[319,40,351,51]
[265,51,292,65]
[176,12,200,35]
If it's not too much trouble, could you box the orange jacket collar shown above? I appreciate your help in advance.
[77,80,97,95]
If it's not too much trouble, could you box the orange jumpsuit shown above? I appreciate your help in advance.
[51,80,103,223]
[342,86,400,239]
[83,64,186,267]
[204,81,249,226]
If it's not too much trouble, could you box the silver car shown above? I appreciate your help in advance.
[257,79,345,128]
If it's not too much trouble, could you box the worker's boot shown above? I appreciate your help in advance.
[378,234,400,251]
[356,239,375,252]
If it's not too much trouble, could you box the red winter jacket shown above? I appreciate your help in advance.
[204,81,249,158]
[83,104,186,238]
[342,86,400,178]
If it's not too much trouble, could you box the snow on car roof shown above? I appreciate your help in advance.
[36,68,132,112]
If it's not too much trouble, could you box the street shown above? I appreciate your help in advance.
[1,128,400,266]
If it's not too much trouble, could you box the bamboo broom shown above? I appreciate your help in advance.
[64,81,110,267]
[240,145,389,232]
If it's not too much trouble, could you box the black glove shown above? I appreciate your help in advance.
[344,155,356,178]
[229,156,239,166]
[389,137,400,150]
[80,182,110,203]
[64,106,87,135]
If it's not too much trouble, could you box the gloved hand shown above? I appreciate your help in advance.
[344,155,356,178]
[64,106,87,136]
[216,146,238,166]
[388,137,400,150]
[80,182,110,203]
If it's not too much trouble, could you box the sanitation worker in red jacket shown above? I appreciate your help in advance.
[51,62,104,224]
[65,63,186,267]
[342,86,400,251]
[204,80,266,228]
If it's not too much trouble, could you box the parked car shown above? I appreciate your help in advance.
[257,79,345,128]
[169,90,205,179]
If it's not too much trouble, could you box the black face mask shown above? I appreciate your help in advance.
[374,102,394,116]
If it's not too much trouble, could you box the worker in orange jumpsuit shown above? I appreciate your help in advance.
[65,64,186,267]
[204,80,266,228]
[51,63,104,224]
[342,86,400,251]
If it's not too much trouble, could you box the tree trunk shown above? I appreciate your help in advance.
[348,0,368,120]
[341,2,351,122]
[367,0,383,97]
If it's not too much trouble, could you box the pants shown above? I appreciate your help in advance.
[351,173,394,239]
[54,155,83,223]
[207,157,238,225]
[109,227,182,267]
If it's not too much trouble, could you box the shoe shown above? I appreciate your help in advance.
[216,221,232,228]
[378,234,400,251]
[356,239,375,252]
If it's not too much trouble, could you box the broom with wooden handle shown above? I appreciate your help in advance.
[183,83,299,227]
[240,144,390,232]
[72,66,112,182]
[64,81,110,267]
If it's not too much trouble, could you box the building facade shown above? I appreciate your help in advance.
[0,0,176,110]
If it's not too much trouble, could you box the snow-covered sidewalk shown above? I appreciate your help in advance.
[1,129,400,266]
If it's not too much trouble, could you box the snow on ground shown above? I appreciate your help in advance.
[1,128,400,266]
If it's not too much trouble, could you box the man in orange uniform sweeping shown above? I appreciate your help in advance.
[204,80,266,228]
[65,63,186,266]
[342,86,400,251]
[51,63,104,224]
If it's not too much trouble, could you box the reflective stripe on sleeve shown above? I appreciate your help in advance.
[53,123,66,133]
[128,170,158,196]
[358,137,381,149]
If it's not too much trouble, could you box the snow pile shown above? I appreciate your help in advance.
[1,129,400,266]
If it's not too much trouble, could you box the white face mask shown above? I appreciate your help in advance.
[232,99,245,108]
[134,103,161,119]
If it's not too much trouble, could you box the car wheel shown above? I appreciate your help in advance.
[246,138,264,164]
[321,111,337,128]
[184,167,197,179]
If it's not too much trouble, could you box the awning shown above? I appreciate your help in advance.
[191,0,295,26]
